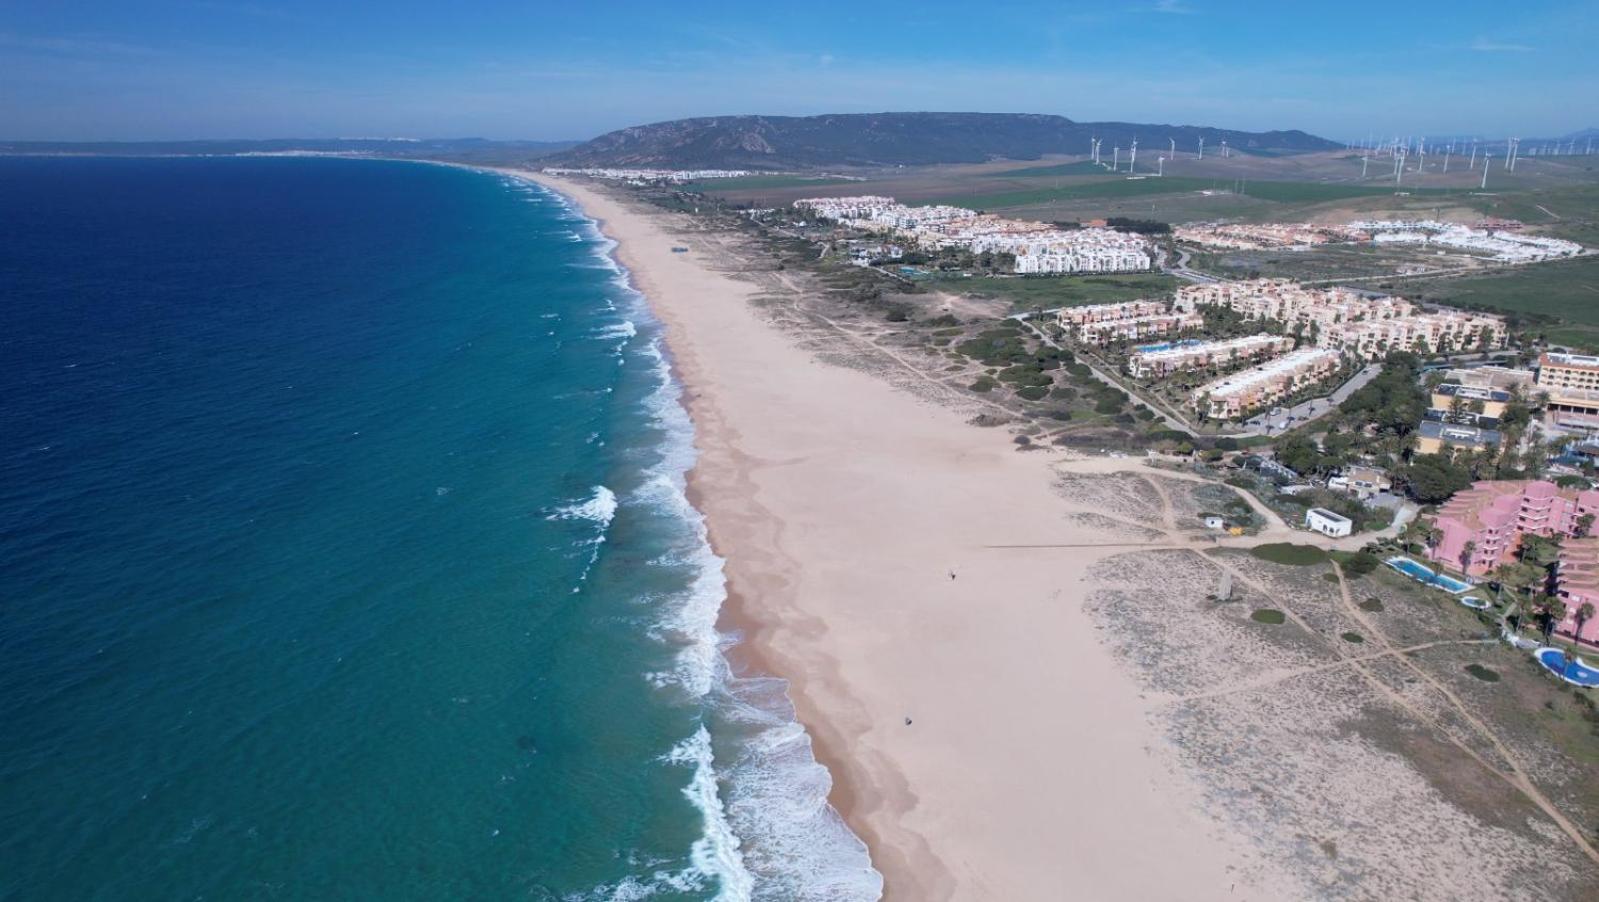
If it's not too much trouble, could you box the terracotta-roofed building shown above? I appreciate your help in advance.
[1430,480,1599,576]
[1554,538,1599,647]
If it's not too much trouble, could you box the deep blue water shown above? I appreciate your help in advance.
[0,157,877,900]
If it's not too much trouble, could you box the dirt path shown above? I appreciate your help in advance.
[1196,551,1599,868]
[1328,561,1599,867]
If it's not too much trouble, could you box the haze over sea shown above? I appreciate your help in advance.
[0,157,878,900]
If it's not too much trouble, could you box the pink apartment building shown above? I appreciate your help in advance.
[1429,480,1599,576]
[1554,538,1599,647]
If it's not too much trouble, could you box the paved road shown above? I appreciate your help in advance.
[1242,363,1382,434]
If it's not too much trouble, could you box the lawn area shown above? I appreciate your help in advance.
[924,271,1180,312]
[1249,543,1329,566]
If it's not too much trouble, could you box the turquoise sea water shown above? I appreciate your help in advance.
[0,157,879,900]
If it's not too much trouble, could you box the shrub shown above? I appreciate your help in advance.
[1017,385,1049,401]
[969,376,996,393]
[1465,663,1501,682]
[1051,386,1077,401]
[1251,609,1286,624]
[1332,551,1381,577]
[1341,632,1365,644]
[1095,398,1124,415]
[1359,597,1385,612]
[1250,543,1328,566]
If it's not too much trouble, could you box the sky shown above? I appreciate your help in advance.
[2,0,1595,142]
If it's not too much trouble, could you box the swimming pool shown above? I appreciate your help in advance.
[1459,596,1491,610]
[1133,338,1204,354]
[1386,556,1474,593]
[1535,647,1599,688]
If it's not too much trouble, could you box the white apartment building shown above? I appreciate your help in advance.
[1191,347,1342,419]
[794,196,1151,274]
[1078,312,1204,346]
[1056,300,1169,325]
[1174,278,1506,359]
[1127,334,1295,379]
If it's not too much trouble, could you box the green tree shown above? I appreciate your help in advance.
[1402,454,1472,504]
[1575,602,1596,645]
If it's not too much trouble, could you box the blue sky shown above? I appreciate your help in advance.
[2,1,1594,141]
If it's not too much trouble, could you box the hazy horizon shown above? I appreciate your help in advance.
[3,0,1595,143]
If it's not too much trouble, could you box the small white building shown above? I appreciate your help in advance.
[1305,507,1353,538]
[1203,515,1227,530]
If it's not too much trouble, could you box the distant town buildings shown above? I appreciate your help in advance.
[1191,347,1342,419]
[1174,222,1367,250]
[794,196,1152,274]
[1351,220,1584,263]
[1127,333,1294,379]
[1430,480,1599,575]
[542,167,752,183]
[1175,218,1585,262]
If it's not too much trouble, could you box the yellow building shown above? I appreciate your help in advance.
[1537,352,1599,392]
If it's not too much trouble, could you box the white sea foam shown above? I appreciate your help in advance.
[552,181,881,901]
[546,485,618,591]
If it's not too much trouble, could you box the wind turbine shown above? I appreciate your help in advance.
[1481,154,1492,189]
[1169,137,1176,159]
[1361,152,1369,178]
[1198,136,1204,160]
[1113,145,1120,171]
[1157,155,1165,177]
[1469,141,1477,169]
[1130,138,1138,174]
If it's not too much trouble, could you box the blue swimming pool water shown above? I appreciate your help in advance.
[1386,556,1473,593]
[1536,648,1599,687]
[1132,338,1204,354]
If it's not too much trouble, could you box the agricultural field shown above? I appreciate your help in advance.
[1370,255,1599,351]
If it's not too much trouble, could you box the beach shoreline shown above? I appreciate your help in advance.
[515,169,1282,900]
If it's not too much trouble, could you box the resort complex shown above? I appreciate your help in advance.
[1191,347,1341,419]
[1077,311,1203,346]
[541,166,753,183]
[1429,480,1599,576]
[1350,219,1586,263]
[1174,279,1507,358]
[1173,217,1584,263]
[1127,334,1294,378]
[794,195,1153,273]
[1173,222,1367,250]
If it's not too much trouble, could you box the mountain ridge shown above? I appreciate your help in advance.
[548,112,1340,169]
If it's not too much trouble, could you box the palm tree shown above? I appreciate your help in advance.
[1459,540,1477,575]
[1575,602,1596,648]
[1536,595,1567,644]
[1576,513,1595,539]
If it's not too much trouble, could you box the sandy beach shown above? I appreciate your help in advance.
[520,171,1291,900]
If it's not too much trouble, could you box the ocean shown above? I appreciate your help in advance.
[0,156,880,900]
